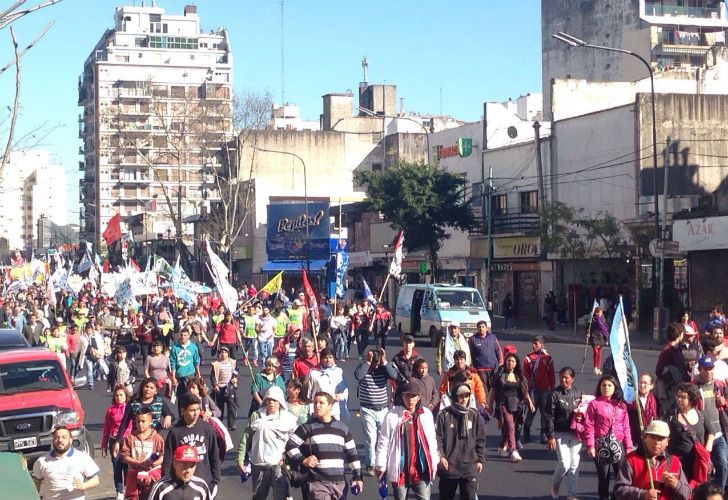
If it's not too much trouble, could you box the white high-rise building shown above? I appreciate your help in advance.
[0,150,67,251]
[78,4,233,243]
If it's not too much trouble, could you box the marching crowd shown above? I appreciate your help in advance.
[5,277,728,500]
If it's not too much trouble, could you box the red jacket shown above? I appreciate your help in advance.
[622,450,684,500]
[522,350,555,392]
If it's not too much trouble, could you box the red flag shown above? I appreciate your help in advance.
[102,213,122,245]
[389,229,405,277]
[129,258,140,272]
[301,269,320,324]
[102,259,110,273]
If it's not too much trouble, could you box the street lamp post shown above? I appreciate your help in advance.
[552,31,661,331]
[251,145,310,273]
[357,106,432,164]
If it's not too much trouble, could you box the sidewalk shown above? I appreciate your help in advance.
[491,317,659,351]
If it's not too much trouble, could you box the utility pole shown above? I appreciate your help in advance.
[659,137,670,324]
[481,102,489,306]
[534,121,546,222]
[486,164,494,312]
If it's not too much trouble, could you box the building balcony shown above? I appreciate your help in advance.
[646,1,722,19]
[117,177,151,184]
[470,210,540,237]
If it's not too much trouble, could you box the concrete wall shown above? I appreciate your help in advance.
[636,93,728,213]
[541,0,641,116]
[552,104,638,221]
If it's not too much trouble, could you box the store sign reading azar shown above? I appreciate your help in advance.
[276,210,326,233]
[438,137,473,159]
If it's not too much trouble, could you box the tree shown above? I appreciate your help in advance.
[354,161,476,279]
[205,90,273,257]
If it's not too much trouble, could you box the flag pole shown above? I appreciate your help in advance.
[580,306,596,374]
[377,274,391,304]
[618,294,655,491]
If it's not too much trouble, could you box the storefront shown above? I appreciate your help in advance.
[673,215,728,318]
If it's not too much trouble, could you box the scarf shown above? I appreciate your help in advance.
[396,408,432,484]
[450,402,471,438]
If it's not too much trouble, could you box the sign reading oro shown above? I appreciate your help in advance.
[494,237,540,259]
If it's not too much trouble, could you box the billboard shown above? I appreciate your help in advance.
[266,202,330,261]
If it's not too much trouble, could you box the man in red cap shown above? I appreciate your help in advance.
[148,445,212,500]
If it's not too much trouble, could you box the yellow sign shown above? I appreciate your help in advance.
[494,237,540,259]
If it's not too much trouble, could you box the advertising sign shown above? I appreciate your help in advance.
[266,202,331,260]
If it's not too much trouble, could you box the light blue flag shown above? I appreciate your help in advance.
[609,296,639,404]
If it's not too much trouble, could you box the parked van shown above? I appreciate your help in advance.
[395,283,491,346]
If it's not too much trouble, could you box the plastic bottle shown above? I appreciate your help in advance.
[350,483,360,496]
[379,476,388,498]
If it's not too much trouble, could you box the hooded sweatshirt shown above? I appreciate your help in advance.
[237,386,298,466]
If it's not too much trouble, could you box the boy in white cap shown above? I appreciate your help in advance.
[237,385,298,500]
[614,419,691,500]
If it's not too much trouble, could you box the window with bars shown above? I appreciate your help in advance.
[520,190,539,213]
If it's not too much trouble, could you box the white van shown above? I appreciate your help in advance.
[395,283,491,346]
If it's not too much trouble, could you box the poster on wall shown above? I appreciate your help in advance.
[266,202,331,260]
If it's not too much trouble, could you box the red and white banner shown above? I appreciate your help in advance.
[389,230,405,277]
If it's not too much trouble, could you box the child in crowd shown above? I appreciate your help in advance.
[120,408,165,500]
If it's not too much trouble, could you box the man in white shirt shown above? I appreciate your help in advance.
[32,426,100,500]
[255,306,278,367]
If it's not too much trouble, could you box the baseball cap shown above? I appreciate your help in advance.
[403,334,415,343]
[293,299,302,306]
[643,420,670,438]
[173,445,200,463]
[699,355,715,369]
[455,384,472,396]
[401,381,421,396]
[449,321,461,328]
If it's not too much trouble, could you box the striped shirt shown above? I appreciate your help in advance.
[147,474,212,500]
[354,361,398,409]
[286,418,362,482]
[217,362,234,386]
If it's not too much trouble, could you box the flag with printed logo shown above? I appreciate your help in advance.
[609,296,639,404]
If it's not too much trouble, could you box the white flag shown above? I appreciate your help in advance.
[205,239,238,312]
[389,230,405,277]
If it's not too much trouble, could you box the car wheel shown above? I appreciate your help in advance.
[80,433,94,458]
[429,326,440,348]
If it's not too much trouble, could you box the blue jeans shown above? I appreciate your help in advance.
[392,481,431,500]
[713,434,728,492]
[333,332,348,359]
[109,445,127,493]
[85,357,108,386]
[360,406,388,466]
[257,339,273,365]
[243,338,258,362]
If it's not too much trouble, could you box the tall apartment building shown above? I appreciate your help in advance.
[542,0,728,115]
[0,150,67,251]
[78,4,233,243]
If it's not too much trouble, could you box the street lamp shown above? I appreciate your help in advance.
[357,106,432,164]
[552,31,661,328]
[251,145,310,272]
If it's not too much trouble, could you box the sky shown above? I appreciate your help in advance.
[0,0,542,224]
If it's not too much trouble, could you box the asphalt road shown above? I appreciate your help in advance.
[78,334,661,500]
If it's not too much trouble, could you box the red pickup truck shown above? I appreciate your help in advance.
[0,348,92,461]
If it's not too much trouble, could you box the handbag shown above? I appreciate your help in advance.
[595,425,624,465]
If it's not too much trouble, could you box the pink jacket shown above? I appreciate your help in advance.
[102,403,131,449]
[583,395,633,450]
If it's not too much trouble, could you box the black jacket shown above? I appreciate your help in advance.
[435,406,486,479]
[542,385,582,439]
[162,418,221,487]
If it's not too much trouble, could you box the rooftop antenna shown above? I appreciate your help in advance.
[362,57,368,84]
[280,0,285,105]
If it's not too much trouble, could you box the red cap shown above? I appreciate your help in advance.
[173,445,199,463]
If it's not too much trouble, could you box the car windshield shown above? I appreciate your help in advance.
[0,359,67,395]
[435,289,485,310]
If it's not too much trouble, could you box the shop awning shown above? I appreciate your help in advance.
[261,259,329,272]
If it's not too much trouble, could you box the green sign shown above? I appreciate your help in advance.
[419,261,430,274]
[458,137,472,157]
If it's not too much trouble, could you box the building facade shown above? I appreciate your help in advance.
[542,0,728,116]
[0,150,67,253]
[78,4,233,245]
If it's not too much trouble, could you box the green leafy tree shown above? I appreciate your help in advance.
[355,161,475,279]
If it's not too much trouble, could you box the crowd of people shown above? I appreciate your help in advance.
[7,274,728,500]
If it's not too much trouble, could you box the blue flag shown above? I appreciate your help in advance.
[362,277,377,306]
[609,296,639,404]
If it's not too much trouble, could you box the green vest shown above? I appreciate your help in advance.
[274,312,289,337]
[288,308,304,328]
[243,315,257,338]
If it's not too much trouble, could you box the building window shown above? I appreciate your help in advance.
[519,190,538,213]
[491,194,507,216]
[372,163,382,172]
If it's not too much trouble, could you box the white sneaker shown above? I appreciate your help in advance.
[116,493,124,500]
[511,450,522,462]
[498,446,509,457]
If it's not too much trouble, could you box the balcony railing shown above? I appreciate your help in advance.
[470,210,540,236]
[646,2,722,19]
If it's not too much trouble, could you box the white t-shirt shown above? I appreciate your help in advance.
[256,315,277,342]
[32,448,100,500]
